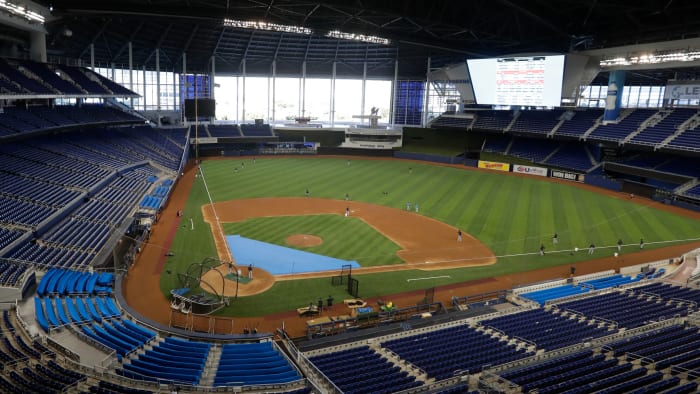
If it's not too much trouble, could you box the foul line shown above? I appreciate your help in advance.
[407,275,451,282]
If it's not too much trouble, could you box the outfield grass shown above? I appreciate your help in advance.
[222,215,403,266]
[161,157,700,316]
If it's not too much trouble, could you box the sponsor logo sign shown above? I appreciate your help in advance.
[513,165,548,177]
[478,160,510,172]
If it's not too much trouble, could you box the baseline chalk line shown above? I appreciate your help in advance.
[407,275,451,282]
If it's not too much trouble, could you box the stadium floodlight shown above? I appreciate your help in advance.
[0,0,45,23]
[326,30,390,45]
[600,49,700,67]
[222,18,312,35]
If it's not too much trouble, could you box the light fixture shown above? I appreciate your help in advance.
[600,49,700,67]
[326,30,390,45]
[0,0,45,23]
[222,18,312,35]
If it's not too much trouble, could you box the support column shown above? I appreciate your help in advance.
[181,52,187,122]
[603,70,626,122]
[330,61,336,127]
[271,60,277,123]
[241,59,246,123]
[90,43,95,70]
[422,57,431,127]
[300,61,307,118]
[155,49,161,120]
[128,42,133,108]
[390,59,398,127]
[29,31,46,62]
[361,62,367,119]
[210,56,216,100]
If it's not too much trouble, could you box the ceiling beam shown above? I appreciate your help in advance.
[109,20,145,63]
[496,0,570,38]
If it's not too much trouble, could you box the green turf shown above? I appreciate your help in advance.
[161,157,700,316]
[223,215,403,266]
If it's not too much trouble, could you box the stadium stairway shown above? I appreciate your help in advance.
[370,341,430,383]
[199,344,222,386]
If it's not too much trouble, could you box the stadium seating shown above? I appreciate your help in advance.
[555,109,604,137]
[310,345,423,393]
[472,110,514,130]
[588,109,657,142]
[213,342,301,386]
[544,143,595,171]
[381,324,533,380]
[509,109,565,134]
[629,108,697,145]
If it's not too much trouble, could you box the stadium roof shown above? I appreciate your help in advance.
[5,1,700,80]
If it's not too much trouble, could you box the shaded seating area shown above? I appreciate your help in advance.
[309,345,422,394]
[555,109,603,137]
[555,291,690,329]
[471,110,514,130]
[381,324,532,380]
[480,308,612,350]
[240,123,275,137]
[543,143,596,172]
[507,137,559,162]
[588,109,657,142]
[629,108,697,145]
[208,124,242,137]
[509,109,565,134]
[213,342,300,386]
[496,347,693,394]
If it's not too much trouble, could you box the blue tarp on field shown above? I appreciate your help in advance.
[226,235,359,275]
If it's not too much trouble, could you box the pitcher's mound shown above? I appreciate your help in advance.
[286,234,323,247]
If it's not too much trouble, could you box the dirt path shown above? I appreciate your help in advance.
[122,157,700,339]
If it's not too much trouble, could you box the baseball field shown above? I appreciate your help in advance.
[150,156,700,319]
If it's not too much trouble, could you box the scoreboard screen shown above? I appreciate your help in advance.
[467,55,566,107]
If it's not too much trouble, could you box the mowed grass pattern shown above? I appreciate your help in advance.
[161,157,700,316]
[223,215,403,266]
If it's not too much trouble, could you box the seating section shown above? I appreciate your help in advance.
[555,290,689,329]
[240,123,275,137]
[507,137,559,162]
[0,105,143,137]
[482,134,512,154]
[472,111,514,130]
[119,337,210,385]
[310,345,423,393]
[0,58,135,97]
[0,125,186,280]
[520,284,591,306]
[544,143,595,171]
[588,109,657,141]
[555,109,603,137]
[480,308,612,350]
[510,110,565,134]
[629,108,697,145]
[34,269,126,333]
[497,348,693,394]
[667,125,700,151]
[430,115,473,129]
[213,342,300,386]
[382,324,533,380]
[208,124,242,137]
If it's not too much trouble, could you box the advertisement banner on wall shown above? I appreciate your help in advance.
[550,170,585,182]
[478,160,510,172]
[513,164,548,177]
[664,84,700,101]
